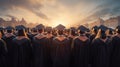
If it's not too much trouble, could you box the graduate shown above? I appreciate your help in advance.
[12,25,32,67]
[105,28,114,39]
[28,27,38,42]
[0,31,7,67]
[2,26,16,67]
[44,27,54,67]
[91,28,111,67]
[72,27,90,67]
[0,27,5,36]
[32,24,47,67]
[110,26,120,67]
[52,26,71,67]
[90,26,98,43]
[68,27,77,49]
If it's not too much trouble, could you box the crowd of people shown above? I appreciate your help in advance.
[0,24,120,67]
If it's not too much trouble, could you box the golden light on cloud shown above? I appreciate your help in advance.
[0,0,119,27]
[51,20,68,28]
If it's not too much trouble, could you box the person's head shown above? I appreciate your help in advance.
[95,29,107,39]
[16,25,27,36]
[36,24,45,34]
[0,31,2,38]
[91,26,98,35]
[70,29,76,36]
[78,29,85,36]
[17,29,27,36]
[58,30,64,35]
[6,26,14,33]
[0,27,4,35]
[116,26,120,34]
[106,28,113,36]
[38,29,44,33]
[46,27,52,34]
[31,28,37,33]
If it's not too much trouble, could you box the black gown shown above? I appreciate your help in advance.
[91,38,111,67]
[72,37,90,67]
[2,35,16,67]
[44,36,54,67]
[32,35,47,67]
[52,37,71,67]
[0,39,7,67]
[110,36,120,67]
[12,37,32,67]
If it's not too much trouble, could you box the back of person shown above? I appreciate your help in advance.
[52,36,71,67]
[12,37,32,67]
[72,36,90,67]
[2,35,15,67]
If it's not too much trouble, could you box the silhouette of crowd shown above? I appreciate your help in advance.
[0,24,120,67]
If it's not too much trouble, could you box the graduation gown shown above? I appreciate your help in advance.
[89,34,96,44]
[52,37,71,67]
[44,35,54,67]
[91,38,110,67]
[110,36,120,67]
[0,39,7,67]
[32,35,47,67]
[12,37,32,67]
[72,37,90,67]
[2,35,16,67]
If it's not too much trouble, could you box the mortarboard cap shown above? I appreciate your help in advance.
[99,25,108,31]
[36,24,45,30]
[0,27,4,30]
[5,26,14,30]
[15,25,26,30]
[46,27,52,32]
[55,24,65,30]
[78,25,89,32]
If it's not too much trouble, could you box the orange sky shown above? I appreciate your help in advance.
[0,0,120,27]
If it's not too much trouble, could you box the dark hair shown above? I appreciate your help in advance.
[78,30,85,35]
[116,29,120,34]
[95,29,106,39]
[109,30,113,35]
[47,31,51,34]
[70,30,76,36]
[7,30,13,33]
[31,29,37,33]
[58,30,64,35]
[17,29,27,36]
[38,29,44,33]
[0,30,4,36]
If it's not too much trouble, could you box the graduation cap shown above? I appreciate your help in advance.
[45,27,52,32]
[116,25,120,33]
[32,28,37,31]
[36,24,45,30]
[92,26,99,30]
[78,25,89,32]
[116,25,120,30]
[5,26,14,30]
[15,25,26,30]
[98,25,108,31]
[70,27,76,31]
[108,28,114,31]
[0,26,4,30]
[55,24,65,30]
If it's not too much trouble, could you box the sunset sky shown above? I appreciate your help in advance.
[0,0,120,27]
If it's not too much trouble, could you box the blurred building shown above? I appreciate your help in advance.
[88,16,120,28]
[0,17,27,27]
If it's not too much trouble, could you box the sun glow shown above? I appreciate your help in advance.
[51,20,70,28]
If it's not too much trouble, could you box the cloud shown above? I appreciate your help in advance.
[82,0,120,22]
[0,0,49,19]
[6,14,17,19]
